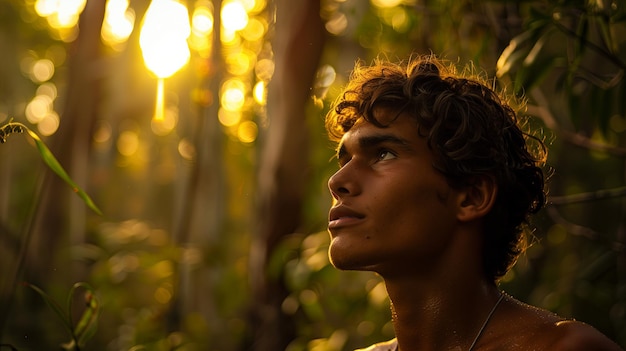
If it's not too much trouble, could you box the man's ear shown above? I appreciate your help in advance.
[456,175,497,222]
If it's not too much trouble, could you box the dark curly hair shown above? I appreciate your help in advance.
[325,56,547,282]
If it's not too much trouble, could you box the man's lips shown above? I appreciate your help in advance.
[328,205,365,228]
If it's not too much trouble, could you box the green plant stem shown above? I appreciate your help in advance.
[552,19,626,70]
[0,164,50,338]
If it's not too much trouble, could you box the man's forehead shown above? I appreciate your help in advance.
[337,118,416,154]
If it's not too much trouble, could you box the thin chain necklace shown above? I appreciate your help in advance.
[467,292,504,351]
[394,292,505,351]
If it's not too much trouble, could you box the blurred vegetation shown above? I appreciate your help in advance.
[0,0,624,350]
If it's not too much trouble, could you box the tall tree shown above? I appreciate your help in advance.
[246,0,327,349]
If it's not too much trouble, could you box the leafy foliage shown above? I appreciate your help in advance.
[0,0,625,350]
[0,121,102,215]
[25,282,99,351]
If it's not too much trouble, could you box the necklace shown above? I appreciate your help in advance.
[393,292,505,351]
[467,292,505,351]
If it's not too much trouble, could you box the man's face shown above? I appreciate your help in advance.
[327,110,463,277]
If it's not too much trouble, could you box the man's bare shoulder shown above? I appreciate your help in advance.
[489,297,623,351]
[355,338,397,351]
[545,320,623,351]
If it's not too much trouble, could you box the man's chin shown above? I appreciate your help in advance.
[328,250,375,272]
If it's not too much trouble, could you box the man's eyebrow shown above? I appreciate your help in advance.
[358,134,411,149]
[336,134,412,159]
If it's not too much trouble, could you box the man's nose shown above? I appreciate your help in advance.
[328,162,361,199]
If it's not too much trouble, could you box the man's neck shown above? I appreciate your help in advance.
[384,271,500,351]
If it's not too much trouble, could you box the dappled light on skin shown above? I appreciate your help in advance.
[101,0,135,51]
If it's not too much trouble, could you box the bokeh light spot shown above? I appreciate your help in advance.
[253,81,266,105]
[25,95,53,123]
[117,130,140,156]
[221,1,248,31]
[101,0,135,50]
[237,120,257,143]
[31,59,55,83]
[221,79,247,111]
[37,111,60,136]
[178,138,196,161]
[218,108,242,127]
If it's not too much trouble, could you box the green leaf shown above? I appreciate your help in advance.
[593,87,611,135]
[26,283,74,335]
[574,13,589,57]
[596,14,615,53]
[0,122,103,215]
[497,30,533,77]
[67,282,99,346]
[521,56,557,93]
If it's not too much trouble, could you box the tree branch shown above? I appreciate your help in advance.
[526,92,626,158]
[549,186,626,205]
[545,206,626,252]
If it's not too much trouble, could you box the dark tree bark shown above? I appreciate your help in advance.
[27,0,106,287]
[245,0,326,350]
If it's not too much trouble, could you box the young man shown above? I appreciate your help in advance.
[325,56,623,351]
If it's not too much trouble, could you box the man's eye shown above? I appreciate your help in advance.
[378,150,396,161]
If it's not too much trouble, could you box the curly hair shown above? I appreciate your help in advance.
[325,55,547,282]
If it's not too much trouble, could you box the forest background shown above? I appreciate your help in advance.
[0,0,624,350]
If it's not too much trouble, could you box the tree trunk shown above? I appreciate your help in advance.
[246,0,326,350]
[27,0,106,289]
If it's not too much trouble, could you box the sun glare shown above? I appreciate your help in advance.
[34,0,85,41]
[139,0,191,79]
[35,0,86,28]
[101,0,135,50]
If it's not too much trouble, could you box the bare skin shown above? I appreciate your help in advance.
[328,110,623,351]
